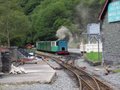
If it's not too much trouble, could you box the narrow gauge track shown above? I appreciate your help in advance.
[36,51,112,90]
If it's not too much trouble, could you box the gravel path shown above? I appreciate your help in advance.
[0,70,79,90]
[75,57,120,90]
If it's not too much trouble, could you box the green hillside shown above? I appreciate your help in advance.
[0,0,104,47]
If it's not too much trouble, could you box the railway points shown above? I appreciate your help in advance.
[0,48,120,90]
[36,51,113,90]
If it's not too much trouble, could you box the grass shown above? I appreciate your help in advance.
[85,52,102,63]
[113,69,120,73]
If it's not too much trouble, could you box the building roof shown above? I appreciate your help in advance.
[98,0,111,21]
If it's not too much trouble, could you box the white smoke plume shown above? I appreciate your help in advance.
[56,26,73,46]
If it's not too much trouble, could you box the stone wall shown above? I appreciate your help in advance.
[0,53,2,71]
[102,0,120,65]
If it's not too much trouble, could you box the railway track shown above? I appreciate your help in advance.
[36,51,112,90]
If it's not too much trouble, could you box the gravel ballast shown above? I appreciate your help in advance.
[1,53,120,90]
[75,57,120,90]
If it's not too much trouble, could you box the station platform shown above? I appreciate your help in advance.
[0,60,56,85]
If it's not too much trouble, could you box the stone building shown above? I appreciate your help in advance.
[99,0,120,65]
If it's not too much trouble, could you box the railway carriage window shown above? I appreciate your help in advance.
[51,42,53,46]
[51,41,56,46]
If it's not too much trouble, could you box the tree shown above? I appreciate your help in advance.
[20,0,43,14]
[0,0,30,47]
[31,0,80,41]
[0,0,105,47]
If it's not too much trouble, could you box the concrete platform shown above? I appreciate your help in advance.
[68,48,81,54]
[0,60,56,85]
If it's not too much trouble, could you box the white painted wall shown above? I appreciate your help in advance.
[80,43,102,52]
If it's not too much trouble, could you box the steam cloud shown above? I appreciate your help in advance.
[56,26,73,46]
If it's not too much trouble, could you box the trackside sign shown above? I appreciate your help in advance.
[87,23,100,35]
[108,1,120,22]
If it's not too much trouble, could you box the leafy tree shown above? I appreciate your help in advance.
[31,0,80,41]
[0,0,30,47]
[20,0,43,14]
[0,0,105,47]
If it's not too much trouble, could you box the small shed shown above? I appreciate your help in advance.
[99,0,120,65]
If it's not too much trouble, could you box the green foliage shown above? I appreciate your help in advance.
[31,0,80,41]
[80,0,104,5]
[113,69,120,73]
[74,0,104,32]
[20,0,43,14]
[0,0,105,47]
[0,0,30,47]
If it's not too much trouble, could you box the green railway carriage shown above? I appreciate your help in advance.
[36,41,58,52]
[36,40,69,54]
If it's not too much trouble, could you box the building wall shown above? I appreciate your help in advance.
[102,0,120,65]
[0,53,2,71]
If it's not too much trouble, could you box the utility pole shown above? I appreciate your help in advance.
[98,34,100,62]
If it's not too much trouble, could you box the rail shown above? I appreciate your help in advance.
[36,51,112,90]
